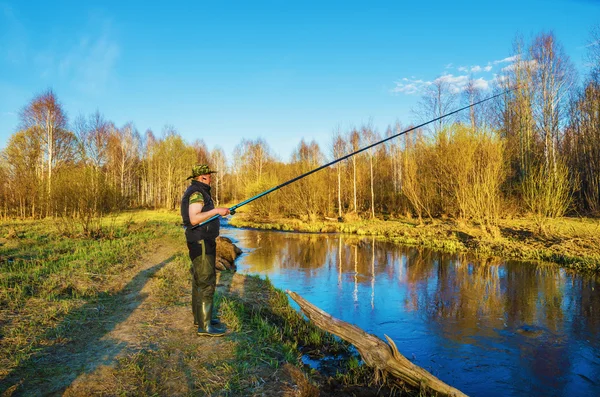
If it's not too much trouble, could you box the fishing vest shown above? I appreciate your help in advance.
[181,180,220,243]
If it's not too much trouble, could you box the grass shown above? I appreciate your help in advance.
[1,209,411,396]
[105,269,404,396]
[229,213,600,272]
[0,210,182,380]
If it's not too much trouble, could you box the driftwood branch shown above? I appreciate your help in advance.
[286,290,468,397]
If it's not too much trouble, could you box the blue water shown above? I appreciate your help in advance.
[221,226,600,397]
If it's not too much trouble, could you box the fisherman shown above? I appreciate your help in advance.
[181,164,230,337]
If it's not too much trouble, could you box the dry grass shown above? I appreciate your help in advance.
[1,212,405,396]
[230,214,600,271]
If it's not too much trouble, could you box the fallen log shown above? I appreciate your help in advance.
[286,290,468,397]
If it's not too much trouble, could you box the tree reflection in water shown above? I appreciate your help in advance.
[225,228,600,397]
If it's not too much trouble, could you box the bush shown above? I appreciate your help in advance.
[522,160,573,228]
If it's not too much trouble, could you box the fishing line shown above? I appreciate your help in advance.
[192,87,514,229]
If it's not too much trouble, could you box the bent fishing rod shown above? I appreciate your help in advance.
[192,88,514,229]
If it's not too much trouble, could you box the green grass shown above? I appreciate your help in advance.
[1,210,181,305]
[0,210,183,379]
[0,209,447,395]
[99,270,386,396]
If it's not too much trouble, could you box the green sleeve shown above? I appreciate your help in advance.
[189,192,204,206]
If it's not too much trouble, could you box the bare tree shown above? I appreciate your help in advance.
[564,25,600,213]
[349,129,360,212]
[108,122,140,201]
[462,76,483,131]
[19,89,69,212]
[210,147,227,206]
[1,129,43,217]
[331,128,347,218]
[414,77,458,135]
[361,123,378,218]
[192,139,210,164]
[530,32,576,172]
[587,24,600,84]
[289,139,326,218]
[494,36,536,182]
[74,111,110,169]
[236,138,272,186]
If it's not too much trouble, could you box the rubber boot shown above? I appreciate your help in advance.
[195,317,222,327]
[197,301,225,337]
[192,288,221,327]
[195,318,222,327]
[192,283,200,326]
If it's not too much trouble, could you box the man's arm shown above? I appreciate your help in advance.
[189,203,230,226]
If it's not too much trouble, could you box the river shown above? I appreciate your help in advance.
[221,226,600,397]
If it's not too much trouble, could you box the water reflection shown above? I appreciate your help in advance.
[222,228,600,397]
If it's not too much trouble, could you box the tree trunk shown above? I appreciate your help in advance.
[352,156,357,212]
[337,163,342,218]
[286,291,468,397]
[370,154,375,218]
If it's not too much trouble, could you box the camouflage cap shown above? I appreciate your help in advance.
[186,164,217,180]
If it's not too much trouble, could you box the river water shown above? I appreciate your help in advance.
[221,226,600,397]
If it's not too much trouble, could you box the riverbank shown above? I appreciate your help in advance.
[0,211,412,396]
[229,213,600,272]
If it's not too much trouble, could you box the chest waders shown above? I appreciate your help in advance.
[191,240,225,336]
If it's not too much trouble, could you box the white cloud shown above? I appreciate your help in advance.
[436,73,470,93]
[392,73,493,95]
[457,64,490,73]
[472,77,489,91]
[501,59,537,72]
[391,78,429,94]
[392,55,513,95]
[493,55,519,64]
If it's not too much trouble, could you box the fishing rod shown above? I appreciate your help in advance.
[192,88,513,229]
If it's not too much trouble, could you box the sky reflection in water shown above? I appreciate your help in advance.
[221,227,600,397]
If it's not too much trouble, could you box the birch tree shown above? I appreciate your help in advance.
[331,128,347,218]
[530,32,576,173]
[19,89,71,214]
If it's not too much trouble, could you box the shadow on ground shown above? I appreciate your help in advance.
[0,255,175,396]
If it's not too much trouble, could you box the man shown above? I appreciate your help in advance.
[181,164,230,337]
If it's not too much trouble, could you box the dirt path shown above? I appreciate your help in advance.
[61,243,190,396]
[2,243,181,396]
[2,238,310,397]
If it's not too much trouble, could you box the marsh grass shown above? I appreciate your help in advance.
[0,210,182,378]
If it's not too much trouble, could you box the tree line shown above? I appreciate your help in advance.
[1,29,599,228]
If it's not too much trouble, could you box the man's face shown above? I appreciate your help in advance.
[199,174,212,184]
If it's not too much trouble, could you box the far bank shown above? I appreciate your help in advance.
[228,213,600,272]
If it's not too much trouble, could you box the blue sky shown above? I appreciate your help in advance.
[1,0,598,161]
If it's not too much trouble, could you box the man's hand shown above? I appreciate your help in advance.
[190,205,231,226]
[215,207,231,216]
